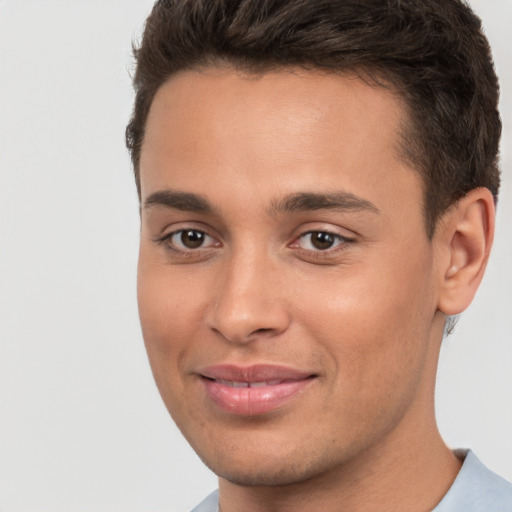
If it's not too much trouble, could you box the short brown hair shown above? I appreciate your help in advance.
[126,0,501,237]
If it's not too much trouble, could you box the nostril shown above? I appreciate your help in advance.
[253,328,273,335]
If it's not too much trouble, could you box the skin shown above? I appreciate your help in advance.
[137,68,494,512]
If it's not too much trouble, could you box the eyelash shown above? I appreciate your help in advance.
[155,228,355,260]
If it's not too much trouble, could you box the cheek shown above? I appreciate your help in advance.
[137,260,211,427]
[296,253,436,396]
[137,255,203,381]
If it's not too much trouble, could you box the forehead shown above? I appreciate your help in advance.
[139,67,419,218]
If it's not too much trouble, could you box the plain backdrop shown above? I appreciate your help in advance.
[0,1,510,511]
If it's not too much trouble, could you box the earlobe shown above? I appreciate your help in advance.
[437,188,495,316]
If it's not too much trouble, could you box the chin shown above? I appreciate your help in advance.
[211,460,320,487]
[197,440,342,488]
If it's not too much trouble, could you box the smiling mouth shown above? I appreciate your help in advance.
[212,379,296,388]
[199,365,317,416]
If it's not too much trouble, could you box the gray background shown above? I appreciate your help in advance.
[0,1,510,511]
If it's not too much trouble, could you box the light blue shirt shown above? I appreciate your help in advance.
[432,450,512,511]
[190,451,512,511]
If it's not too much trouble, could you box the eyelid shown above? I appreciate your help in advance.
[153,220,218,242]
[291,223,355,243]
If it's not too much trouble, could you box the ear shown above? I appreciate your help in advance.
[436,187,495,316]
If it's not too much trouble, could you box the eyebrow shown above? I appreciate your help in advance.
[144,190,214,213]
[269,192,380,215]
[143,189,379,216]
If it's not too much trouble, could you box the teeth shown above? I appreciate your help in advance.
[217,379,282,388]
[251,379,282,387]
[217,380,249,388]
[249,381,267,388]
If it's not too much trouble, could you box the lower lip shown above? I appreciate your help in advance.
[201,378,314,416]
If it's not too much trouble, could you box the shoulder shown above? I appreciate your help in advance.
[434,450,512,511]
[189,490,219,512]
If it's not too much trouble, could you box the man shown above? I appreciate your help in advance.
[126,0,512,510]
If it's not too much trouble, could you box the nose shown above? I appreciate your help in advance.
[205,248,291,345]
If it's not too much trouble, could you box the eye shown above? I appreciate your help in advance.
[164,229,219,251]
[296,231,347,251]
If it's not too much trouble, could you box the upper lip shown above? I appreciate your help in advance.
[198,364,315,383]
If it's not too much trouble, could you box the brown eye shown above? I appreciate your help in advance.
[165,229,218,251]
[297,231,345,251]
[310,232,336,250]
[180,230,205,249]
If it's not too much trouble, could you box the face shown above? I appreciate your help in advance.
[138,68,445,486]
